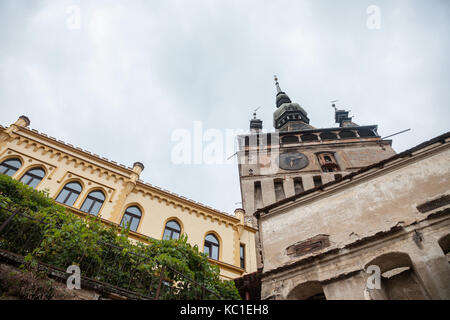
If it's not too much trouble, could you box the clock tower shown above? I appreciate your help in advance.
[236,77,397,269]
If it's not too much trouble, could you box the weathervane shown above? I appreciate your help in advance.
[253,107,260,119]
[331,100,339,111]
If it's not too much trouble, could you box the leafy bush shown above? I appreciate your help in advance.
[0,174,240,300]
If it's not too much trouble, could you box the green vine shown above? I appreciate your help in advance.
[0,174,240,300]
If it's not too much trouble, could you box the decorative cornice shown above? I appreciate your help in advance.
[0,123,258,230]
[208,258,245,275]
[134,181,251,228]
[16,126,134,176]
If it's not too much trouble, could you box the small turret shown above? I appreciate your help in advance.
[250,108,263,133]
[332,101,358,127]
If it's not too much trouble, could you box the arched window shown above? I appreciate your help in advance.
[320,132,338,140]
[281,135,299,144]
[0,158,22,176]
[120,206,142,232]
[80,190,105,216]
[301,134,318,142]
[339,130,356,139]
[55,181,82,206]
[19,167,45,188]
[204,234,220,260]
[163,220,181,240]
[358,128,376,137]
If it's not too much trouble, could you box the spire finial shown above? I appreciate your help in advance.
[274,75,282,93]
[250,107,263,132]
[253,107,260,119]
[331,100,339,111]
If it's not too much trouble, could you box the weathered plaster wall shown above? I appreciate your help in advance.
[261,219,450,300]
[258,139,450,299]
[260,145,450,272]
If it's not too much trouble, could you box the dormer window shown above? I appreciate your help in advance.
[317,152,340,172]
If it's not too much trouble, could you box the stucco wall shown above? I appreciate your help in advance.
[260,144,450,273]
[0,119,258,279]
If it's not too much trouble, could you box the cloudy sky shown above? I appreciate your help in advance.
[1,0,449,214]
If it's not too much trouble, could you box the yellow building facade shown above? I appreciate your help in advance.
[0,116,257,280]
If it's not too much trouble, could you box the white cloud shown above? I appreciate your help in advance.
[0,0,449,213]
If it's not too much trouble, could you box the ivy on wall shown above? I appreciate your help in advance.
[0,174,240,300]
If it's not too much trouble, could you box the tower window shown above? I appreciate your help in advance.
[301,134,319,142]
[294,177,304,195]
[357,128,376,137]
[274,179,285,201]
[313,176,322,188]
[254,181,263,210]
[339,130,356,139]
[267,133,272,146]
[244,136,250,160]
[281,135,299,144]
[320,132,338,140]
[317,152,340,172]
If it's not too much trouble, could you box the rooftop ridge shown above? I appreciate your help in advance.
[138,180,234,217]
[21,126,133,173]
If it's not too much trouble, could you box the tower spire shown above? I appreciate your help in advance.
[274,75,282,93]
[272,76,312,131]
[273,75,292,108]
[250,107,263,132]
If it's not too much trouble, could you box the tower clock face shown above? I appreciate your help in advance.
[279,151,309,170]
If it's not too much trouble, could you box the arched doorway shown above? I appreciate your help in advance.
[438,234,450,264]
[365,252,429,300]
